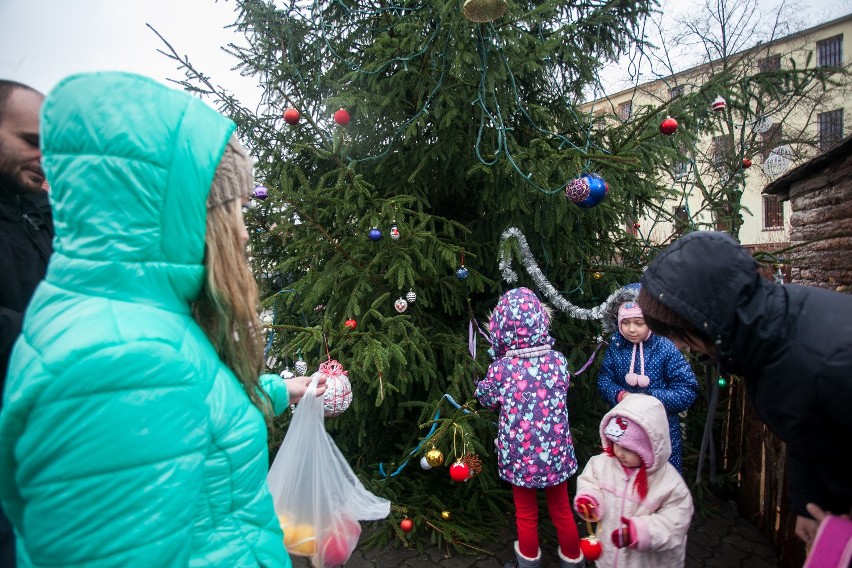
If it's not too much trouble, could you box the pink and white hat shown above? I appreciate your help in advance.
[604,415,654,469]
[617,301,644,328]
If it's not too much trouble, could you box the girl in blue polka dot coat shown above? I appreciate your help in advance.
[476,287,584,568]
[597,284,699,474]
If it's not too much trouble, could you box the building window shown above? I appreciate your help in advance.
[761,123,782,159]
[818,109,843,151]
[763,195,784,229]
[669,85,684,100]
[817,34,843,67]
[618,101,632,121]
[758,54,781,72]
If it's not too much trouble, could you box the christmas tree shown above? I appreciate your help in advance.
[156,0,695,551]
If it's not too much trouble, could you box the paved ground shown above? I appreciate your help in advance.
[291,493,779,567]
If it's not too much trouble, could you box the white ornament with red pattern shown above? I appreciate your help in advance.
[317,359,352,417]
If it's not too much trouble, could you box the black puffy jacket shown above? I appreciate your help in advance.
[0,183,53,395]
[641,231,852,517]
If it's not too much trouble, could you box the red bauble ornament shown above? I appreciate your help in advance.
[400,518,414,533]
[334,108,350,126]
[742,158,752,169]
[449,460,471,482]
[344,319,357,330]
[283,108,300,125]
[659,116,678,136]
[580,535,602,561]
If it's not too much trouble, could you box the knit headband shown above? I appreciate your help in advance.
[207,134,253,209]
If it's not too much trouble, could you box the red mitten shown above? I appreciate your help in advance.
[574,496,599,522]
[610,517,637,548]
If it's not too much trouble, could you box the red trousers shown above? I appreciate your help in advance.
[512,482,581,559]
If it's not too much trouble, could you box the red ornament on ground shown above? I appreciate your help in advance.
[580,535,602,561]
[344,319,357,330]
[449,461,471,482]
[334,108,350,126]
[283,108,300,125]
[400,518,414,533]
[742,158,752,168]
[659,116,678,136]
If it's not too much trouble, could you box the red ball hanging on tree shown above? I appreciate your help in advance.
[659,116,678,136]
[283,108,300,125]
[742,158,752,168]
[449,460,471,482]
[344,319,357,330]
[334,108,350,126]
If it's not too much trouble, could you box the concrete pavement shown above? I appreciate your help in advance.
[291,493,779,567]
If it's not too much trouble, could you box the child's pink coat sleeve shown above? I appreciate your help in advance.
[628,467,694,552]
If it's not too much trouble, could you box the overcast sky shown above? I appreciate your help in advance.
[1,0,849,108]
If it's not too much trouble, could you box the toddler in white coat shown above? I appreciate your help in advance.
[574,394,694,567]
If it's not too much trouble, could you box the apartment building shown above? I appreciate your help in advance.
[582,14,851,247]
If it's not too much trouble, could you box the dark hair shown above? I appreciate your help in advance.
[0,80,40,123]
[637,287,713,352]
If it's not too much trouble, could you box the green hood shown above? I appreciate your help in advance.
[40,71,236,313]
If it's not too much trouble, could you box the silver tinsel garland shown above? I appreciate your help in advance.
[498,226,625,322]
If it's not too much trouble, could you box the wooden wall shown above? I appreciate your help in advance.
[787,150,852,292]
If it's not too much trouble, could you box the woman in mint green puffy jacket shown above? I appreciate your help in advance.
[0,72,324,567]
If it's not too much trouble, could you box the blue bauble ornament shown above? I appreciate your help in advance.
[576,173,608,208]
[368,227,382,241]
[456,266,469,280]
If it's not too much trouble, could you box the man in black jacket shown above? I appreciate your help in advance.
[0,79,49,568]
[636,230,852,550]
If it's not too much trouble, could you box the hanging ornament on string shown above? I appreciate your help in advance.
[334,108,350,126]
[455,252,469,280]
[368,227,382,241]
[406,289,417,304]
[283,108,300,125]
[394,297,409,313]
[580,534,602,561]
[742,158,752,169]
[711,95,727,113]
[566,173,608,208]
[577,501,603,561]
[419,456,432,470]
[462,0,508,22]
[344,318,357,330]
[295,354,308,376]
[441,511,451,520]
[389,221,400,240]
[425,447,444,467]
[280,366,295,380]
[318,358,353,417]
[400,518,414,533]
[659,116,678,136]
[449,460,470,482]
[253,184,269,201]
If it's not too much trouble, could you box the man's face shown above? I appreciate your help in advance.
[0,88,45,195]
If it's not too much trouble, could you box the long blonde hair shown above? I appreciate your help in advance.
[193,197,271,421]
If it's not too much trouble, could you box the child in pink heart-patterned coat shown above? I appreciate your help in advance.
[475,287,584,568]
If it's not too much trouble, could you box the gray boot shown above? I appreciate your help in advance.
[503,541,541,568]
[558,546,585,568]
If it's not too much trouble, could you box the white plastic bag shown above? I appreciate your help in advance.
[268,373,390,567]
